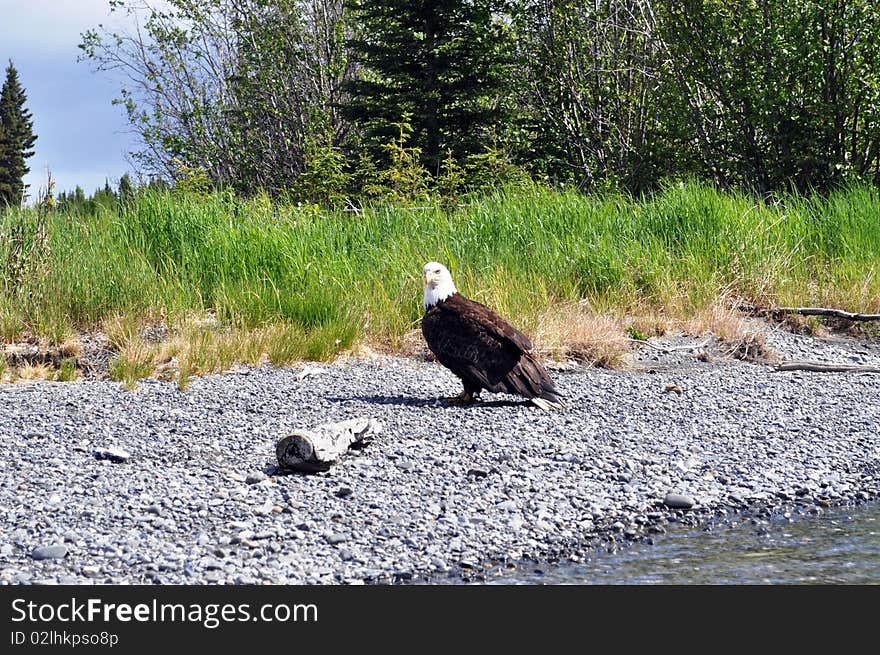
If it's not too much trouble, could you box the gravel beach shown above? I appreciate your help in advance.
[1,323,878,585]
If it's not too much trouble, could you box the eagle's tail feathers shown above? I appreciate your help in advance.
[531,391,566,411]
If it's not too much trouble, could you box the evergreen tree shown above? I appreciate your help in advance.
[0,61,38,206]
[118,173,134,203]
[344,0,512,175]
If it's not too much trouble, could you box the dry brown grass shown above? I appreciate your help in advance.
[680,304,752,342]
[679,304,778,363]
[533,303,630,368]
[102,313,341,388]
[16,363,55,381]
[0,298,802,387]
[58,338,82,358]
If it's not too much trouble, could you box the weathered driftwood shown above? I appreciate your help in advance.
[627,337,711,353]
[750,305,880,322]
[776,306,880,321]
[775,361,880,373]
[275,418,382,473]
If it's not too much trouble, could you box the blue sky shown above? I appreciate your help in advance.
[0,0,140,200]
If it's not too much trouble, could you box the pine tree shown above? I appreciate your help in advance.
[0,61,38,206]
[344,0,512,175]
[118,173,134,203]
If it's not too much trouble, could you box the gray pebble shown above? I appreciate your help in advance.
[467,468,489,478]
[31,545,68,560]
[663,493,696,509]
[245,472,267,485]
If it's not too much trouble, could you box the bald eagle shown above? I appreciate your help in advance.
[421,262,564,410]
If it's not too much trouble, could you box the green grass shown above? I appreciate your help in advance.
[2,181,879,378]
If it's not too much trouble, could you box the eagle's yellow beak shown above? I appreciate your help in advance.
[424,271,430,286]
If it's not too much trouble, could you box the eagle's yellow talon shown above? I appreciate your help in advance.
[446,390,476,405]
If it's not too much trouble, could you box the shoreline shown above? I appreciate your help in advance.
[0,326,878,585]
[436,496,880,585]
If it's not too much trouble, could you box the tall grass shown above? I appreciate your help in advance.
[2,181,879,375]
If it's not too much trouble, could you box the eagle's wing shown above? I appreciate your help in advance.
[423,295,532,388]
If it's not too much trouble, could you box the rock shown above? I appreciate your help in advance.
[334,487,353,499]
[31,545,68,560]
[245,471,267,485]
[297,366,328,381]
[92,447,130,463]
[233,530,255,543]
[467,468,489,478]
[663,493,695,509]
[252,500,275,516]
[324,533,348,545]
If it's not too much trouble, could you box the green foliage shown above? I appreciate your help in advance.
[0,61,38,206]
[109,351,155,390]
[0,206,50,300]
[465,137,532,194]
[344,0,513,174]
[296,136,351,207]
[625,326,648,342]
[79,0,880,196]
[36,170,55,215]
[436,149,465,213]
[352,153,386,201]
[171,158,212,197]
[118,174,134,204]
[510,1,670,192]
[80,0,354,196]
[659,0,880,192]
[56,358,79,382]
[377,118,430,203]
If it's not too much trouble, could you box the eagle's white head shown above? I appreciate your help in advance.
[423,261,457,309]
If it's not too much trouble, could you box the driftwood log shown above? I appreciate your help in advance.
[743,304,880,322]
[775,361,880,373]
[773,307,880,321]
[275,418,382,473]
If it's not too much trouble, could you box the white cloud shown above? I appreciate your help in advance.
[0,0,157,57]
[1,1,170,199]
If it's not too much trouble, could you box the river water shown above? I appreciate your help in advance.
[492,501,879,584]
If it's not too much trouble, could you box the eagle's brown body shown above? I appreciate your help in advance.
[421,291,564,409]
